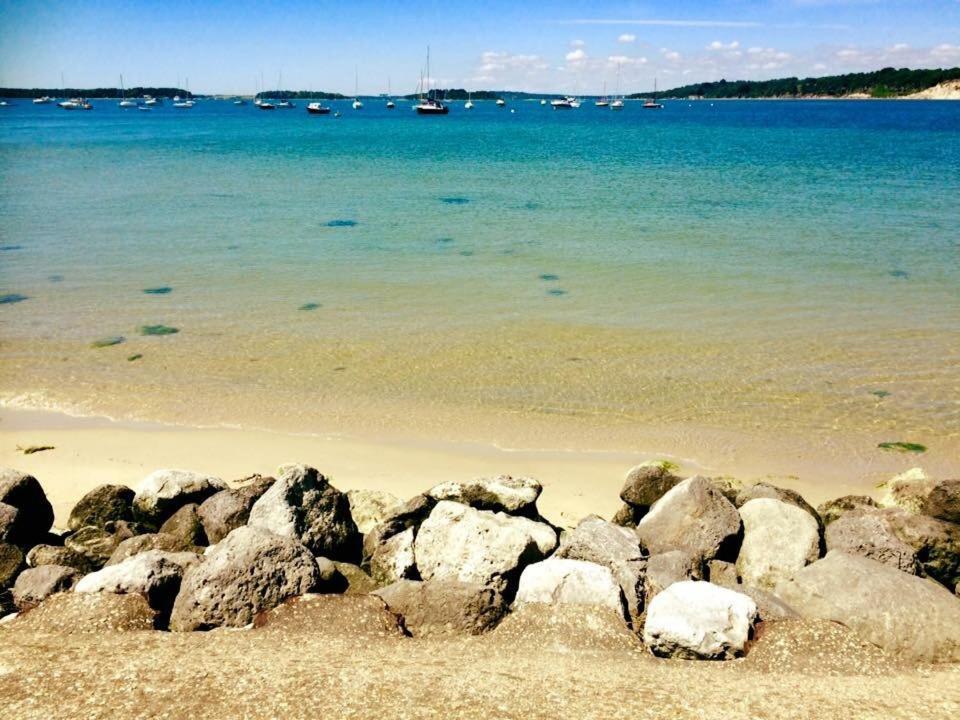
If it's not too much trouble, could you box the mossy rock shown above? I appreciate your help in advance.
[139,325,179,336]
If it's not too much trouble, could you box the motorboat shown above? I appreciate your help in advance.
[352,98,363,110]
[138,106,152,112]
[277,99,295,108]
[173,99,195,108]
[550,96,578,109]
[306,102,331,114]
[33,96,53,104]
[610,98,624,110]
[540,99,546,105]
[144,95,161,106]
[234,98,247,105]
[386,99,395,109]
[496,98,506,107]
[258,100,276,110]
[59,98,92,110]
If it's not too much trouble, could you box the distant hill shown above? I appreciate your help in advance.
[0,86,194,99]
[399,89,563,101]
[639,66,960,99]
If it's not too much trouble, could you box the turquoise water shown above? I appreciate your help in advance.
[1,98,959,454]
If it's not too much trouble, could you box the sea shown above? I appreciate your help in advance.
[1,97,958,477]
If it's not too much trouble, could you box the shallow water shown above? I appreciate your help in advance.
[1,98,958,473]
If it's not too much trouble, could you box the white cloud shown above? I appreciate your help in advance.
[618,33,636,43]
[707,40,740,51]
[890,43,910,52]
[931,43,960,61]
[558,18,763,28]
[570,39,586,47]
[662,49,682,61]
[607,55,648,66]
[565,48,587,62]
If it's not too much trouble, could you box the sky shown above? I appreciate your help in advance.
[1,0,959,94]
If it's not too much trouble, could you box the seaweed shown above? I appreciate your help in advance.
[326,219,357,227]
[539,273,559,281]
[439,197,470,205]
[48,275,64,283]
[869,389,891,399]
[888,270,909,279]
[0,245,23,251]
[139,324,179,336]
[436,237,455,244]
[90,336,125,348]
[459,250,474,256]
[17,445,54,455]
[547,288,567,296]
[127,353,143,362]
[877,441,927,454]
[0,293,28,305]
[299,302,321,311]
[143,287,173,295]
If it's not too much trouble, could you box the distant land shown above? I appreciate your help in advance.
[2,67,958,101]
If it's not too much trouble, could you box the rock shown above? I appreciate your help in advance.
[374,579,508,636]
[67,484,134,531]
[554,515,646,621]
[824,509,919,574]
[635,476,742,562]
[515,558,626,619]
[816,495,879,526]
[642,581,758,660]
[923,480,960,524]
[11,565,80,610]
[106,532,201,566]
[76,550,200,625]
[362,494,436,563]
[877,507,960,589]
[644,550,702,601]
[0,468,54,545]
[706,477,744,504]
[346,489,403,534]
[169,525,320,631]
[776,551,960,663]
[878,467,932,514]
[332,562,376,594]
[413,501,557,594]
[247,464,361,562]
[428,475,543,516]
[0,543,25,589]
[737,498,821,590]
[64,523,143,569]
[735,482,821,526]
[737,585,799,621]
[707,559,739,587]
[490,602,641,651]
[25,544,95,573]
[8,592,157,632]
[132,469,226,527]
[619,462,681,511]
[0,503,18,544]
[369,526,417,586]
[610,503,642,528]
[252,594,405,638]
[197,476,275,544]
[158,503,208,546]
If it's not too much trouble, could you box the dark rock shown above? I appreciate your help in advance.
[923,479,960,524]
[0,542,25,589]
[25,544,96,573]
[816,495,879,526]
[618,463,681,511]
[158,503,208,546]
[11,565,80,610]
[610,502,642,528]
[0,468,54,546]
[644,549,702,602]
[374,579,508,636]
[707,559,739,587]
[197,475,275,544]
[879,507,960,589]
[333,562,377,594]
[825,509,919,574]
[0,502,18,544]
[106,532,202,566]
[67,484,135,531]
[64,522,144,569]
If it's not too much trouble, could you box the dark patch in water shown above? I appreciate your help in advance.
[888,270,909,279]
[143,287,173,295]
[127,353,143,362]
[436,237,455,244]
[459,250,474,256]
[539,273,560,282]
[91,336,125,348]
[0,293,28,305]
[566,357,584,363]
[326,219,358,227]
[0,245,23,251]
[226,244,240,251]
[439,197,470,205]
[878,441,926,454]
[48,275,64,283]
[333,366,347,372]
[139,324,179,336]
[547,288,567,296]
[870,389,891,399]
[299,302,321,311]
[524,201,541,210]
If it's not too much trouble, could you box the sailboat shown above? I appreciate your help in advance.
[595,81,609,107]
[173,79,195,107]
[276,71,295,108]
[464,92,474,110]
[352,68,363,109]
[496,97,506,107]
[610,63,624,110]
[415,47,449,115]
[643,78,664,109]
[386,78,395,109]
[118,75,137,107]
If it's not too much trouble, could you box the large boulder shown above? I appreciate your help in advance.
[878,467,931,513]
[515,558,626,619]
[0,469,54,546]
[132,469,226,527]
[369,526,417,586]
[25,544,95,573]
[346,489,404,534]
[0,543,25,589]
[736,498,821,590]
[414,501,557,593]
[374,579,508,636]
[643,581,758,660]
[0,503,19,544]
[824,509,919,574]
[8,592,157,632]
[644,550,702,601]
[106,532,201,566]
[76,550,200,625]
[555,515,646,621]
[776,551,960,663]
[362,494,436,563]
[924,480,960,524]
[816,495,879,527]
[197,476,275,544]
[169,525,320,631]
[875,507,960,589]
[64,522,145,569]
[252,594,405,638]
[428,475,542,516]
[635,476,742,562]
[735,482,821,526]
[247,464,361,562]
[11,565,80,610]
[619,462,682,511]
[67,484,134,531]
[158,503,208,546]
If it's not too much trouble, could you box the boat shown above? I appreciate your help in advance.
[496,98,506,107]
[118,75,137,107]
[643,78,664,109]
[610,64,624,110]
[595,81,609,107]
[414,47,449,115]
[33,96,53,104]
[352,68,363,109]
[550,96,579,109]
[233,98,246,105]
[277,99,295,109]
[59,97,92,110]
[386,99,395,109]
[138,106,152,112]
[386,78,395,109]
[173,99,195,108]
[464,92,474,110]
[540,99,546,105]
[306,102,330,114]
[258,100,276,110]
[143,95,161,106]
[610,98,624,110]
[0,101,9,107]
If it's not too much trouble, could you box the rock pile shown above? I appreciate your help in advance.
[1,463,958,663]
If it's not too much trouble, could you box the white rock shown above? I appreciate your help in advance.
[736,498,821,590]
[515,558,626,618]
[427,475,542,515]
[370,526,417,586]
[643,580,758,660]
[133,469,226,526]
[346,489,403,534]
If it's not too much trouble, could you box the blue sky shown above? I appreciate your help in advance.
[1,1,959,94]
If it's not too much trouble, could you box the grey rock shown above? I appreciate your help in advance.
[106,532,202,566]
[169,525,320,631]
[878,507,960,589]
[346,489,404,534]
[737,498,821,590]
[428,475,543,516]
[816,495,879,526]
[158,503,208,546]
[413,500,557,594]
[635,476,742,562]
[370,526,417,586]
[248,464,361,562]
[619,463,681,510]
[0,502,18,544]
[735,482,821,526]
[706,477,745,504]
[644,550,702,602]
[923,480,960,524]
[11,565,80,610]
[374,579,508,636]
[824,508,919,574]
[132,469,226,527]
[643,581,758,660]
[775,551,960,663]
[515,558,627,619]
[707,559,739,587]
[64,522,144,569]
[25,544,95,573]
[0,543,25,589]
[362,494,436,563]
[197,476,275,544]
[737,585,800,621]
[611,502,642,528]
[67,484,134,531]
[0,468,54,546]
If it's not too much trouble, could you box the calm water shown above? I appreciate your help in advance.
[1,98,959,466]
